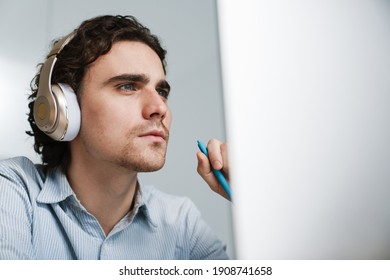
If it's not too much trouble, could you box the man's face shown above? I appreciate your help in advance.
[75,41,172,172]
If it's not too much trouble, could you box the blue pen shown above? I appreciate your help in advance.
[197,140,232,200]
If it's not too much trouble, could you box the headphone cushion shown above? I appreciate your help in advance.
[57,83,81,141]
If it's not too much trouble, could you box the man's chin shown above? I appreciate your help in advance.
[118,157,166,172]
[137,165,164,173]
[118,142,168,172]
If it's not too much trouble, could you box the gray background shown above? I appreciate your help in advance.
[0,0,234,258]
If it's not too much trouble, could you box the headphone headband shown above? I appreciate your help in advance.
[47,32,75,57]
[33,31,80,141]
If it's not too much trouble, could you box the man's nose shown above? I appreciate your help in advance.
[141,88,168,120]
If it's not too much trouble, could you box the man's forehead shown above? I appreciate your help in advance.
[101,41,162,65]
[86,41,166,82]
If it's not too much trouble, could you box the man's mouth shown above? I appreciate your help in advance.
[139,130,166,142]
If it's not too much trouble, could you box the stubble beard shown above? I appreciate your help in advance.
[117,123,170,172]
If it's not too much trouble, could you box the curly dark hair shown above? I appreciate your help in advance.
[26,15,167,172]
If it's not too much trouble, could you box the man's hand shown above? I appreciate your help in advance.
[196,139,231,201]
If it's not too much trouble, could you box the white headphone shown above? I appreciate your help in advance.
[33,32,81,141]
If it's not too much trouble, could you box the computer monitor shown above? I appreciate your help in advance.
[218,0,390,259]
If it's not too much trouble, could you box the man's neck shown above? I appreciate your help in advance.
[66,152,138,236]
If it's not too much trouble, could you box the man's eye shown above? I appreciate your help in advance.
[119,83,136,91]
[157,89,169,99]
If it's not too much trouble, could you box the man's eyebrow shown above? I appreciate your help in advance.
[103,74,150,86]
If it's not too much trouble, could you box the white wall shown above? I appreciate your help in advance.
[0,0,234,258]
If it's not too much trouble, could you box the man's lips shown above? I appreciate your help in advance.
[139,130,166,141]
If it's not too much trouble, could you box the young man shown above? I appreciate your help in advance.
[0,15,230,259]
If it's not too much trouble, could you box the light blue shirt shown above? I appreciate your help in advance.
[0,157,228,260]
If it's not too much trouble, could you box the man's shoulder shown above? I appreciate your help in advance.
[0,156,41,173]
[0,156,45,187]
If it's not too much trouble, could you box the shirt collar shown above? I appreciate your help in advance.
[36,167,75,204]
[137,181,158,228]
[36,167,158,228]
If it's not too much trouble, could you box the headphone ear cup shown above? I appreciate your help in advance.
[53,83,81,141]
